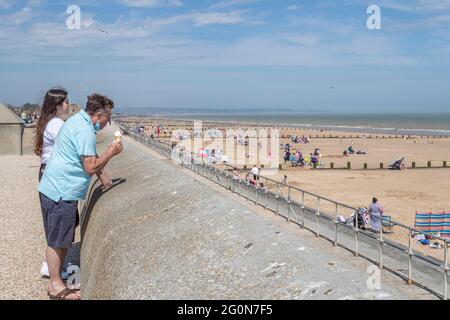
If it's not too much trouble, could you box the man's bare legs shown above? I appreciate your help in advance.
[46,247,80,300]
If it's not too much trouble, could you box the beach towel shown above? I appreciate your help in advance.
[414,211,450,238]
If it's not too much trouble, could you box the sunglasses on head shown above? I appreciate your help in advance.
[49,86,68,95]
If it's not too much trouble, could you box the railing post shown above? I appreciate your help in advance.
[226,170,229,189]
[288,186,291,222]
[444,241,448,300]
[255,182,258,206]
[408,228,413,285]
[316,197,320,237]
[275,183,279,216]
[301,191,305,229]
[334,203,338,246]
[217,168,220,184]
[216,167,220,185]
[354,209,359,256]
[264,189,268,210]
[264,178,268,210]
[379,221,384,269]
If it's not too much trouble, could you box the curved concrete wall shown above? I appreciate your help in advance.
[0,124,23,156]
[80,127,416,300]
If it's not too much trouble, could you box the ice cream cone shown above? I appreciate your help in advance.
[115,131,122,143]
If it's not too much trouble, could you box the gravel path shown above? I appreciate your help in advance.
[0,155,80,300]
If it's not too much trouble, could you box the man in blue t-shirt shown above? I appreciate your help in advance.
[39,93,123,300]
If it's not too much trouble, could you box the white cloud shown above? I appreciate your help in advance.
[286,5,300,11]
[427,14,450,22]
[119,0,182,8]
[209,0,259,9]
[378,0,450,12]
[146,10,250,27]
[417,0,450,11]
[1,6,33,26]
[27,0,46,7]
[146,13,193,26]
[283,34,321,46]
[0,1,434,68]
[193,10,246,26]
[0,0,14,9]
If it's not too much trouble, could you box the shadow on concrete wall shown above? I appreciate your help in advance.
[80,178,127,245]
[65,242,81,267]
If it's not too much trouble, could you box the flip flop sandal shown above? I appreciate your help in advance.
[47,288,80,300]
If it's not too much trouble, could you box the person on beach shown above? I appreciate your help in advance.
[251,165,260,181]
[285,143,290,152]
[34,86,70,279]
[295,150,304,167]
[310,153,319,168]
[283,150,291,164]
[39,93,123,300]
[290,153,296,167]
[245,172,253,185]
[368,197,384,233]
[314,148,320,157]
[233,170,240,181]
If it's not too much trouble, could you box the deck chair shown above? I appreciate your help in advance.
[415,211,450,238]
[382,215,394,234]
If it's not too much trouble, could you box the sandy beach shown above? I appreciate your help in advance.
[117,117,450,260]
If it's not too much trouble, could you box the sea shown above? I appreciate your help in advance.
[115,109,450,137]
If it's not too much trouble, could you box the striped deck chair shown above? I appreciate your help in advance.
[442,212,450,238]
[415,211,450,238]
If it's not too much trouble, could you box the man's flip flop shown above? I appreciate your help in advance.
[47,288,80,300]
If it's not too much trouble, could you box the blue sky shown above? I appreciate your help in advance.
[1,0,450,113]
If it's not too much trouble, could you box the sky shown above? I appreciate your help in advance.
[0,0,450,113]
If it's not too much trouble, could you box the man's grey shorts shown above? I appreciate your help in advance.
[39,193,79,249]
